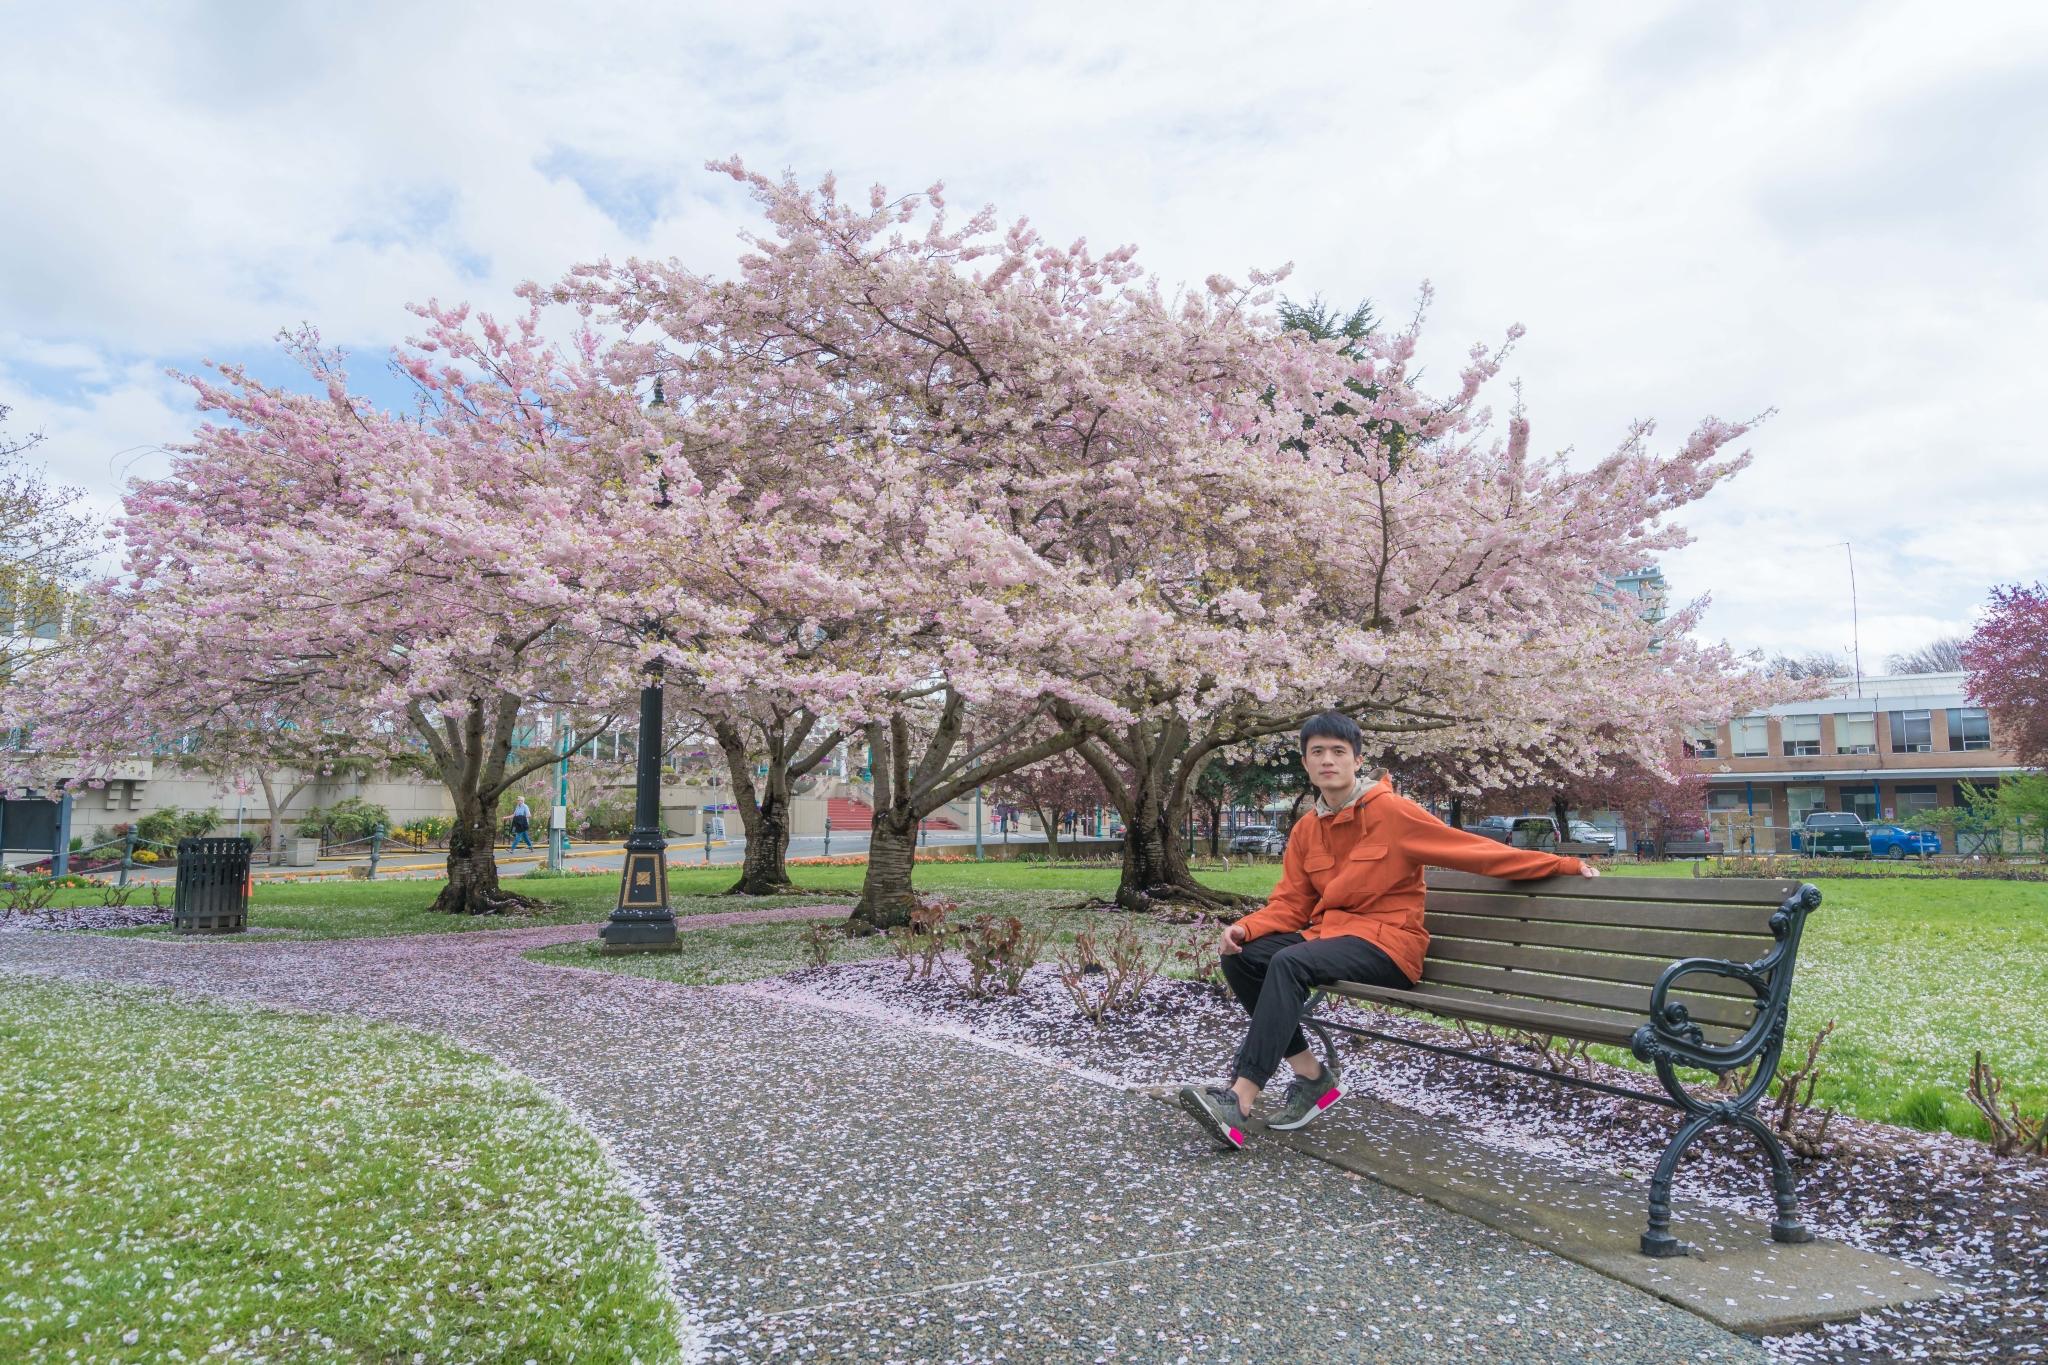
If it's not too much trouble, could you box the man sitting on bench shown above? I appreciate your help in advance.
[1179,711,1600,1150]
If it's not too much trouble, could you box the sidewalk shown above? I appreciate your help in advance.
[0,918,1762,1363]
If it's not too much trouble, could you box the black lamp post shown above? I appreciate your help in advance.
[601,375,681,952]
[600,660,678,951]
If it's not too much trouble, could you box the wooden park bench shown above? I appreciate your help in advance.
[1661,839,1726,858]
[1298,870,1823,1257]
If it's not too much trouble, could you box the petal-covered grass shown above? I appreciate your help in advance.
[0,976,689,1364]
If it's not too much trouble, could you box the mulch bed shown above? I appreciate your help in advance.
[744,953,2046,1363]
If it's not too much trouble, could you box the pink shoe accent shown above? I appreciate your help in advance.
[1227,1127,1244,1146]
[1315,1087,1342,1111]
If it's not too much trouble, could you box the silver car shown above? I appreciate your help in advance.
[1227,825,1286,856]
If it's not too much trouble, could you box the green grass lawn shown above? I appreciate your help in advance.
[0,976,686,1364]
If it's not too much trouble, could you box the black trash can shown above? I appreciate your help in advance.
[174,837,252,934]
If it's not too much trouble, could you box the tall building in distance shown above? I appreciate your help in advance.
[1607,566,1669,625]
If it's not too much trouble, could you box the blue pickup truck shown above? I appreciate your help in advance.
[1866,823,1942,859]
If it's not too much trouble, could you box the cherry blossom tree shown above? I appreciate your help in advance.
[5,309,730,914]
[988,749,1110,859]
[552,161,1779,920]
[0,402,94,678]
[1965,582,2048,767]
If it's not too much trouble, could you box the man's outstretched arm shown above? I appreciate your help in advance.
[1396,801,1599,880]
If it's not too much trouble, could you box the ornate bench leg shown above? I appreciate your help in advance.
[1731,1110,1813,1244]
[1642,1111,1716,1257]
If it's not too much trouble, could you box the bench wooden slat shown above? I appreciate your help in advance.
[1324,980,1654,1047]
[1426,912,1770,963]
[1422,936,1761,999]
[1425,869,1799,904]
[1427,889,1778,937]
[1419,959,1761,1032]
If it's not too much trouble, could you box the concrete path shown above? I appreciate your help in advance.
[0,917,1762,1364]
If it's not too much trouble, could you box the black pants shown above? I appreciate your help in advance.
[1220,932,1410,1086]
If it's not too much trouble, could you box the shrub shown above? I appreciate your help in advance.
[1057,923,1163,1024]
[801,922,842,969]
[1167,915,1231,998]
[394,816,451,848]
[577,800,634,840]
[953,914,1048,998]
[1965,1052,2046,1158]
[295,798,391,845]
[134,807,222,847]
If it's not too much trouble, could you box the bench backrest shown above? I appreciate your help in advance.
[1421,870,1803,1046]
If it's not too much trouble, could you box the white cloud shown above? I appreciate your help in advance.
[4,0,2045,656]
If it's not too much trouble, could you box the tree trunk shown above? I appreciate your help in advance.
[255,770,312,854]
[257,772,285,854]
[1448,795,1464,829]
[729,787,794,894]
[1033,803,1060,859]
[1071,723,1256,915]
[850,813,919,931]
[430,798,536,914]
[1112,769,1250,914]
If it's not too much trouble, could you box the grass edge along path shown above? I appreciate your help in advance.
[0,975,691,1364]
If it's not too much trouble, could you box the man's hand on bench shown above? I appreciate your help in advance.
[1219,922,1248,955]
[1579,863,1602,878]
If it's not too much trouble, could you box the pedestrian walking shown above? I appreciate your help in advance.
[509,798,536,851]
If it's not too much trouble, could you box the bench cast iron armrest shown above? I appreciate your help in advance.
[1630,883,1823,1075]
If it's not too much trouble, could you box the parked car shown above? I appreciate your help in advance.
[1568,820,1616,849]
[1790,811,1871,858]
[1227,824,1286,856]
[1866,823,1941,859]
[1468,815,1561,849]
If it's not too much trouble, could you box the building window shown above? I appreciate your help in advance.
[1847,788,1879,821]
[1946,708,1992,751]
[1889,710,1932,753]
[1782,714,1821,757]
[1895,785,1939,816]
[1787,785,1827,824]
[1731,717,1768,758]
[1834,713,1876,755]
[1684,726,1718,759]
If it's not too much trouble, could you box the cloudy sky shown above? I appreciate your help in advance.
[4,0,2043,667]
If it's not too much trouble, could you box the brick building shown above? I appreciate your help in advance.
[1689,671,2024,850]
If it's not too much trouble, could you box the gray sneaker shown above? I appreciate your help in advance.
[1177,1085,1250,1150]
[1266,1064,1343,1131]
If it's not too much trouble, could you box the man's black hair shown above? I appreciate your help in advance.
[1299,711,1363,754]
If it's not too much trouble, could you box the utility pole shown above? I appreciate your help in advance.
[1845,542,1864,699]
[549,711,569,872]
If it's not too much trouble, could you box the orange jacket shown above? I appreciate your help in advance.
[1234,775,1586,984]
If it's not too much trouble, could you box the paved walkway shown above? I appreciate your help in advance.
[0,916,1761,1364]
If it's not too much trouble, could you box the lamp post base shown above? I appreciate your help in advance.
[596,924,680,954]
